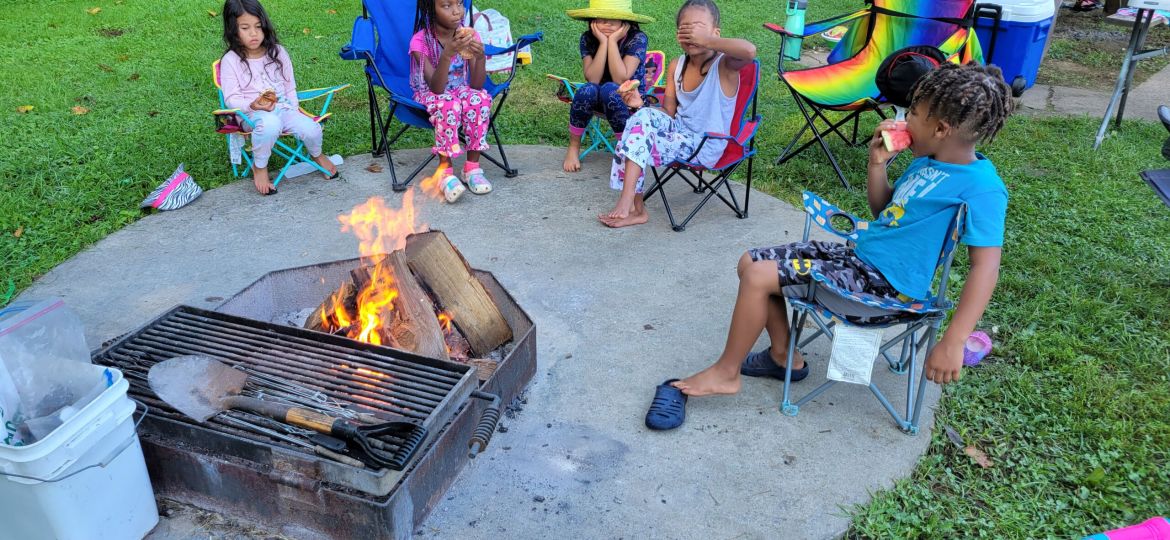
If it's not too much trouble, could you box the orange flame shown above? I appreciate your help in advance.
[319,193,427,344]
[338,192,419,259]
[418,167,451,200]
[320,179,452,347]
[437,312,454,334]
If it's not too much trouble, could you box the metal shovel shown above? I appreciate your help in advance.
[148,354,426,470]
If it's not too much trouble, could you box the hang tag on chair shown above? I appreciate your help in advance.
[827,323,884,386]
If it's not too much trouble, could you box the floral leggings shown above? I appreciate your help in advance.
[609,108,701,193]
[419,86,492,158]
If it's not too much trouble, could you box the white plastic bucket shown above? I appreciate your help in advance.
[0,367,159,540]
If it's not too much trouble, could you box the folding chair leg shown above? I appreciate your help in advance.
[795,98,851,190]
[577,118,606,161]
[484,91,518,178]
[743,154,753,219]
[908,324,940,434]
[393,154,436,193]
[781,306,806,416]
[775,121,812,166]
[367,73,382,157]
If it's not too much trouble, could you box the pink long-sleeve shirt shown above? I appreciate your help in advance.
[219,45,299,114]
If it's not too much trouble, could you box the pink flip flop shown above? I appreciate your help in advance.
[963,331,993,366]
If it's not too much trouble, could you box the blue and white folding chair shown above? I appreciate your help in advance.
[340,0,542,191]
[212,60,348,189]
[779,191,967,433]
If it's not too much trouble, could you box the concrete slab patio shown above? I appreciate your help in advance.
[17,146,941,540]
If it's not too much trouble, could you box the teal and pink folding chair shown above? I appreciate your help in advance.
[546,50,667,160]
[211,60,348,189]
[765,0,984,189]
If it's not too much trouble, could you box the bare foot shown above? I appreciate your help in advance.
[253,168,274,194]
[598,197,635,222]
[671,366,741,397]
[563,147,581,173]
[314,154,338,179]
[600,207,649,228]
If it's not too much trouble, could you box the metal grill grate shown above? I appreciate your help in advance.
[93,305,475,472]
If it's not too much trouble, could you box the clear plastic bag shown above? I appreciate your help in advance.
[0,298,104,446]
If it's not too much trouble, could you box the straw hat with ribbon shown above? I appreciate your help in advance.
[566,0,654,24]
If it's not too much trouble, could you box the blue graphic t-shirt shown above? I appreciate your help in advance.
[854,154,1008,300]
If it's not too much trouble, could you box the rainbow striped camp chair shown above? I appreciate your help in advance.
[765,0,984,189]
[546,50,667,161]
[211,60,349,189]
[779,191,967,433]
[642,60,761,232]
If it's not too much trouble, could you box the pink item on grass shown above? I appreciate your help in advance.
[1083,517,1170,540]
[962,331,992,366]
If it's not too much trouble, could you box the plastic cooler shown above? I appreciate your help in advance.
[0,366,159,540]
[975,0,1056,90]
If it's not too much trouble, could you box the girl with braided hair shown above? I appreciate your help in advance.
[656,63,1013,424]
[409,0,491,203]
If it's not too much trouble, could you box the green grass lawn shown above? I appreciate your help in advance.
[2,1,1169,537]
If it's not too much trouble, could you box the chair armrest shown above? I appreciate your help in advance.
[213,108,240,116]
[702,115,767,145]
[484,32,543,56]
[703,116,761,147]
[764,9,870,39]
[802,191,865,242]
[297,84,351,101]
[487,32,544,90]
[339,17,374,61]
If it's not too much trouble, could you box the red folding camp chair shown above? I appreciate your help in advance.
[642,60,761,232]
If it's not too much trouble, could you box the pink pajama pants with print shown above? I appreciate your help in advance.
[418,86,492,158]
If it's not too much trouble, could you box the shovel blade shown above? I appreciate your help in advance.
[148,355,248,422]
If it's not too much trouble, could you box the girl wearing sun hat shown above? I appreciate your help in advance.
[561,0,654,173]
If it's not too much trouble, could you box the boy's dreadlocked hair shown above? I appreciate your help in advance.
[909,63,1015,144]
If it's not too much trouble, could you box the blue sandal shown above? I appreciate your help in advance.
[645,379,687,431]
[740,347,810,382]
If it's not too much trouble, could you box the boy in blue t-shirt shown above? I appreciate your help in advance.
[666,64,1014,407]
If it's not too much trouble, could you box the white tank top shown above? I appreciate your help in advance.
[674,53,738,168]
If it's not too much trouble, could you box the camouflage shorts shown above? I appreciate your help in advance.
[748,240,899,299]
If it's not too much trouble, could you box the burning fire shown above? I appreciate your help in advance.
[318,192,425,345]
[338,191,420,257]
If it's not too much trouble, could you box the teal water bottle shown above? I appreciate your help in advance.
[782,0,808,61]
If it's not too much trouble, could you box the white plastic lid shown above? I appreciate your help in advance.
[981,0,1056,23]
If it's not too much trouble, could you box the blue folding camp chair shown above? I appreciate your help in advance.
[340,1,542,192]
[546,50,667,161]
[640,60,762,232]
[779,191,967,433]
[212,60,348,189]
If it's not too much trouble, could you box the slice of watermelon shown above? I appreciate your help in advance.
[881,129,912,152]
[618,79,640,94]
